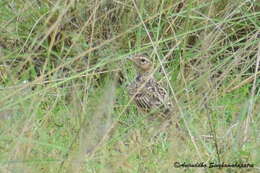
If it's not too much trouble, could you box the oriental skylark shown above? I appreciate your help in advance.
[127,54,172,118]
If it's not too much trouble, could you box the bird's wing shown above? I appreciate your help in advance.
[145,79,169,108]
[128,78,172,114]
[134,92,153,111]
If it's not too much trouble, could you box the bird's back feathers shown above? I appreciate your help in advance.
[128,74,172,117]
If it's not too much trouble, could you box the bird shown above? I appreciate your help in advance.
[127,54,172,119]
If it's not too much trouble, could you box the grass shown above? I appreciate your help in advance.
[0,0,259,172]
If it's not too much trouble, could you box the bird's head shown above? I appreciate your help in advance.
[128,54,153,74]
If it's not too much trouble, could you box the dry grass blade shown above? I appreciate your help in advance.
[60,78,117,171]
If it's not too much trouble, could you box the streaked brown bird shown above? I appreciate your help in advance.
[127,54,172,118]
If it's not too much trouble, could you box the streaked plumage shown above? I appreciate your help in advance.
[127,55,172,118]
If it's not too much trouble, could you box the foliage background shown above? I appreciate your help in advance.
[0,0,259,172]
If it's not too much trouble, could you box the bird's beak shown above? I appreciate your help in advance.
[126,55,135,62]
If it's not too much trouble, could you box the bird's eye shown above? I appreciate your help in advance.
[140,58,146,63]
